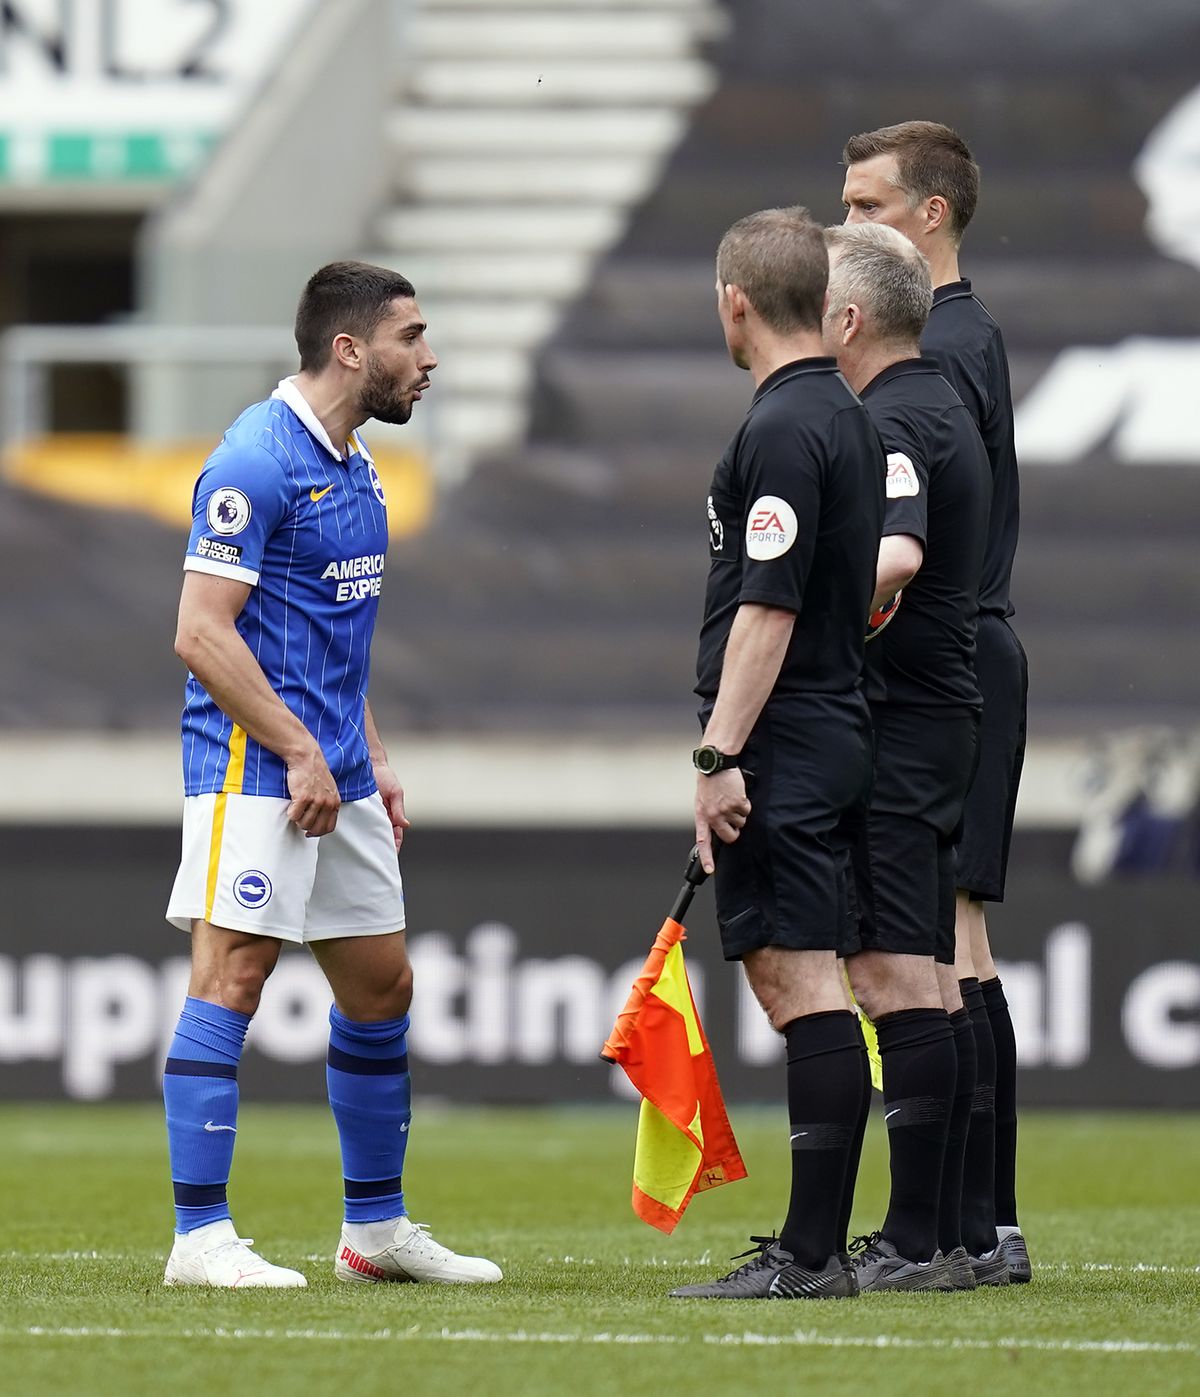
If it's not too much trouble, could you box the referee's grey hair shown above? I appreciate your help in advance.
[716,206,827,334]
[823,224,932,345]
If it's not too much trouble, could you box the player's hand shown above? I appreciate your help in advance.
[694,769,751,874]
[373,760,410,851]
[285,745,340,837]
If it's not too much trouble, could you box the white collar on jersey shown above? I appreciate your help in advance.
[270,376,374,465]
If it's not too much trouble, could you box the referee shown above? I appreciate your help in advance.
[824,223,994,1291]
[670,207,882,1301]
[841,121,1030,1282]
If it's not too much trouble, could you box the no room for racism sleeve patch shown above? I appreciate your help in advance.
[745,495,798,560]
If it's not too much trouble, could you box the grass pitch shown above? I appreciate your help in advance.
[1,1104,1197,1397]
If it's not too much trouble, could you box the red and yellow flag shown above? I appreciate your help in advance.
[602,918,747,1233]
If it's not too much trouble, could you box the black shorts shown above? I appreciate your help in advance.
[846,704,979,965]
[702,691,873,961]
[955,615,1028,902]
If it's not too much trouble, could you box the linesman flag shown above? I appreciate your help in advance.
[601,849,747,1233]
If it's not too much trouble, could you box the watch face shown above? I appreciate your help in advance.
[694,746,720,774]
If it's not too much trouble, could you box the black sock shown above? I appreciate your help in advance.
[778,1010,870,1269]
[981,975,1019,1227]
[960,978,998,1253]
[835,1039,873,1255]
[875,1007,956,1262]
[938,1007,975,1255]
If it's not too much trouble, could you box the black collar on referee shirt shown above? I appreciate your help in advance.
[859,355,943,398]
[752,356,839,404]
[932,278,974,305]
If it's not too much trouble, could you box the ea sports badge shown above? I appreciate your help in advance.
[866,590,902,641]
[745,495,798,560]
[885,453,920,498]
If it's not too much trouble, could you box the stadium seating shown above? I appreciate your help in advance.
[2,0,1199,740]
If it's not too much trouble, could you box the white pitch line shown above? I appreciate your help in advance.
[536,1257,1200,1276]
[6,1326,1197,1357]
[4,1253,1200,1277]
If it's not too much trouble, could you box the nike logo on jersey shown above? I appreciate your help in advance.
[203,1121,237,1133]
[310,484,334,502]
[789,1131,808,1141]
[884,1108,901,1121]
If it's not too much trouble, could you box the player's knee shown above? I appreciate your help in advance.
[389,960,414,1018]
[360,960,413,1021]
[210,963,270,1016]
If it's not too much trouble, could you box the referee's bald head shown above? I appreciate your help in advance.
[824,223,932,347]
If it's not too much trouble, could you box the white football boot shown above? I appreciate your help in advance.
[164,1218,307,1288]
[335,1216,502,1284]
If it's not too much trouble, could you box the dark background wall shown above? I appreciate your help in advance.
[2,825,1195,1107]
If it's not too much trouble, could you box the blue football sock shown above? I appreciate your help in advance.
[327,1007,412,1224]
[163,996,251,1234]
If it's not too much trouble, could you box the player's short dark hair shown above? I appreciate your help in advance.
[825,224,932,344]
[842,121,979,243]
[294,261,417,372]
[716,207,827,333]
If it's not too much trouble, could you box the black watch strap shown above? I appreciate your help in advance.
[693,744,743,775]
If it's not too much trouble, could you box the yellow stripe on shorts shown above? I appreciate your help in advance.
[204,793,228,923]
[204,725,247,922]
[222,724,247,794]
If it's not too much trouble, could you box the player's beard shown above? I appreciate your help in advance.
[358,353,414,425]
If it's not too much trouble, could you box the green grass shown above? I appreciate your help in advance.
[1,1105,1197,1397]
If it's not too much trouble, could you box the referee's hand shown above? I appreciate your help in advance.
[286,747,341,837]
[694,769,751,874]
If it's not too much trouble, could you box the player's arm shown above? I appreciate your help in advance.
[364,698,409,851]
[873,534,923,610]
[175,570,340,836]
[694,602,795,874]
[873,439,928,609]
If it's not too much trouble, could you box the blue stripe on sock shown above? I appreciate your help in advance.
[164,998,250,1233]
[326,1044,409,1075]
[344,1175,405,1200]
[174,1182,229,1208]
[164,1058,237,1079]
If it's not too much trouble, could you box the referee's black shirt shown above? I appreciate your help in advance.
[921,279,1019,618]
[695,357,884,700]
[861,357,991,710]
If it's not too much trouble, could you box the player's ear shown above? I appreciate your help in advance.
[331,332,360,370]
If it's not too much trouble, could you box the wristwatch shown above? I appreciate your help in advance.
[692,744,742,776]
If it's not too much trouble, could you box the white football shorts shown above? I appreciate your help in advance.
[166,792,405,943]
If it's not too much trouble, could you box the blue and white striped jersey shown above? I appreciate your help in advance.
[181,377,389,801]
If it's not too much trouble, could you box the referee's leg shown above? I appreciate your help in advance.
[953,615,1030,1280]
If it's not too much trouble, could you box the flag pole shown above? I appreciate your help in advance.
[667,844,709,924]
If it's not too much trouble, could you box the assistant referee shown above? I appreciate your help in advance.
[670,207,883,1302]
